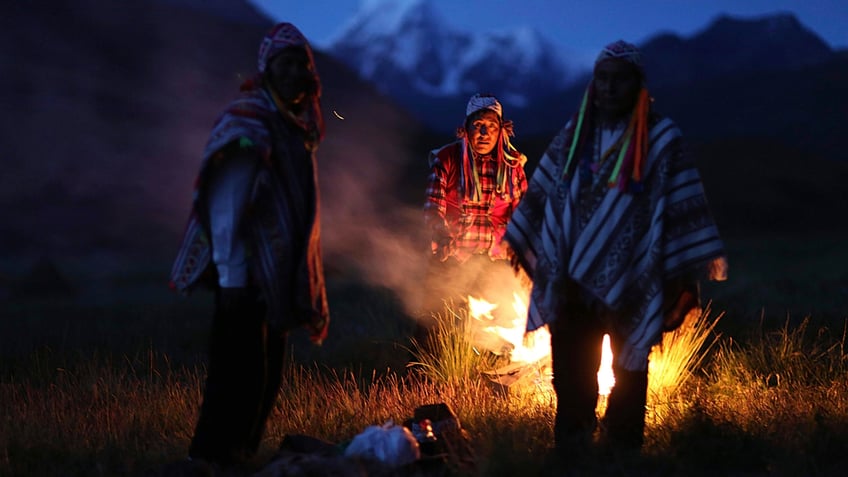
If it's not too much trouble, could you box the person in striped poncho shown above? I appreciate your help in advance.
[169,23,329,468]
[504,40,728,459]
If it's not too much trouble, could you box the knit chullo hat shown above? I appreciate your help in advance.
[456,93,526,201]
[245,22,324,144]
[594,39,644,78]
[562,40,651,193]
[465,93,503,121]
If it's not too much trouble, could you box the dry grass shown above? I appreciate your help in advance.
[2,280,848,476]
[647,316,848,476]
[647,304,724,423]
[406,302,505,385]
[0,348,203,475]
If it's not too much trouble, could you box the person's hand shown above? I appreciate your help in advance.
[431,223,452,262]
[663,287,699,331]
[489,238,508,261]
[433,234,452,262]
[708,256,729,281]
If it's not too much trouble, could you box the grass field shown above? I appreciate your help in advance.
[1,235,847,476]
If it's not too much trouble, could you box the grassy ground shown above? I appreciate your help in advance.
[1,235,847,476]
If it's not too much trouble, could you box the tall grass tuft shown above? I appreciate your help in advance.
[710,315,848,389]
[410,299,727,424]
[652,317,848,475]
[5,313,848,476]
[647,304,724,422]
[407,301,502,385]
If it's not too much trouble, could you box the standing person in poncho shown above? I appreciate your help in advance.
[169,22,329,468]
[504,41,728,460]
[420,93,529,330]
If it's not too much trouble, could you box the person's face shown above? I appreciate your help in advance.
[593,59,642,121]
[265,46,317,107]
[465,109,501,156]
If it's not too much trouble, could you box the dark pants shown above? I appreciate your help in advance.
[189,288,288,465]
[549,299,648,455]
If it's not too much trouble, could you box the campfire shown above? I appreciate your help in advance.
[465,292,721,424]
[412,286,720,425]
[469,293,551,365]
[467,293,616,415]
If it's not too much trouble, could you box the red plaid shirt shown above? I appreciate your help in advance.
[424,141,527,262]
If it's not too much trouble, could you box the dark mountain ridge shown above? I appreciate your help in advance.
[512,13,847,170]
[335,10,842,140]
[0,0,427,263]
[518,52,848,160]
[1,0,845,277]
[640,12,833,87]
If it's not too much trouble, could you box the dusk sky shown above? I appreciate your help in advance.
[248,0,848,68]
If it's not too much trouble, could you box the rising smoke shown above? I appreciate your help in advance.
[316,96,526,323]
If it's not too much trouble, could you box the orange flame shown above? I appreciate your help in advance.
[467,295,497,320]
[467,293,615,400]
[597,334,616,396]
[467,294,551,364]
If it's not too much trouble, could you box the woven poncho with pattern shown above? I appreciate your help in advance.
[170,23,329,344]
[505,112,726,370]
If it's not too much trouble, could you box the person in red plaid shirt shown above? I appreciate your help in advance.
[419,93,528,323]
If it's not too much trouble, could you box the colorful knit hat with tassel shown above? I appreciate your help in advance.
[241,23,325,146]
[456,93,526,201]
[561,40,650,193]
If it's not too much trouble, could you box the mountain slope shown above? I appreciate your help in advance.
[640,12,834,87]
[327,0,575,118]
[0,0,428,264]
[2,0,846,275]
[516,12,845,157]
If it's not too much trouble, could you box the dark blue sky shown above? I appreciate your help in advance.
[249,0,848,68]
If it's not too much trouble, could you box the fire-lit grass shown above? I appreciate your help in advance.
[0,346,553,476]
[2,276,848,477]
[2,313,848,476]
[646,317,848,476]
[410,299,727,425]
[646,304,724,423]
[407,301,505,385]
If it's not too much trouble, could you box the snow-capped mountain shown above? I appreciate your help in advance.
[327,0,578,113]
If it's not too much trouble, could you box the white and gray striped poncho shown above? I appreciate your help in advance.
[505,114,726,370]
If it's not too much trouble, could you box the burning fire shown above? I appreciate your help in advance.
[471,293,551,364]
[461,293,718,423]
[466,294,615,398]
[598,334,616,396]
[467,295,498,320]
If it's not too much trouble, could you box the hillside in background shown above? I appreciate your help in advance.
[324,6,845,144]
[515,15,847,153]
[0,0,429,270]
[0,0,846,298]
[326,0,577,128]
[639,12,834,88]
[653,55,848,160]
